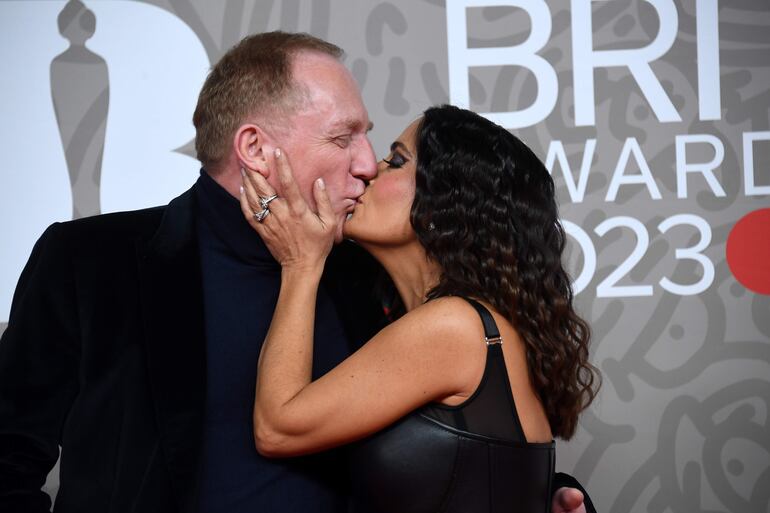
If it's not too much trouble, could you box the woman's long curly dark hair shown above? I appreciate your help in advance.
[411,105,599,439]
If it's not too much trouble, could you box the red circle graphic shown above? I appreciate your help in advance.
[726,208,770,295]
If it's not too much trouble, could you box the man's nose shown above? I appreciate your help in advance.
[351,136,377,181]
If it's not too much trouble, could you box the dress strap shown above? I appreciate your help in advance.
[420,296,526,443]
[462,298,503,345]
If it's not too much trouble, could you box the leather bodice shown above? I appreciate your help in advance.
[349,299,555,513]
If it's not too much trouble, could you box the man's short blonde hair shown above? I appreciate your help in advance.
[192,31,344,171]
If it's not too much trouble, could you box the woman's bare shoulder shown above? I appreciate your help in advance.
[387,296,489,352]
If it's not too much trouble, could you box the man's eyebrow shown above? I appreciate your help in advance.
[329,118,373,133]
[390,141,412,158]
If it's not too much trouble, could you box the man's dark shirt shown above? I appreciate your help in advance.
[195,171,353,512]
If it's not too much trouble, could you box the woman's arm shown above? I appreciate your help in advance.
[254,289,477,457]
[240,150,479,457]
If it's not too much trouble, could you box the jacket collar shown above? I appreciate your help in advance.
[136,185,205,513]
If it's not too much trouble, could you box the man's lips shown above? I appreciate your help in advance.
[340,199,356,219]
[341,197,362,222]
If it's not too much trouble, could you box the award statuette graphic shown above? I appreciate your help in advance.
[51,0,108,220]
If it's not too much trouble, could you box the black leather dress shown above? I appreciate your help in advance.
[349,298,555,513]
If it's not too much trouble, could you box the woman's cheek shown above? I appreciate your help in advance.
[375,176,414,206]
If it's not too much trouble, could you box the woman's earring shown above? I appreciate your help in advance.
[428,222,436,231]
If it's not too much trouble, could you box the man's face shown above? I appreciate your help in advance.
[267,51,377,242]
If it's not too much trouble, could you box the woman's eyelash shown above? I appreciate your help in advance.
[383,154,406,168]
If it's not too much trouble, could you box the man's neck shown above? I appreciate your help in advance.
[206,166,242,199]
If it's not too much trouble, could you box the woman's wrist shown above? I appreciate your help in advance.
[281,263,324,284]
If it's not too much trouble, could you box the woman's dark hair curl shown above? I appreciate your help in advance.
[411,105,599,439]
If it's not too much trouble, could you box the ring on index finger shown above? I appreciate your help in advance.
[254,208,270,222]
[259,194,279,211]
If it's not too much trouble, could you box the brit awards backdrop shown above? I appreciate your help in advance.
[1,1,768,511]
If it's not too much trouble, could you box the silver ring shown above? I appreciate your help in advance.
[254,208,270,222]
[259,194,279,211]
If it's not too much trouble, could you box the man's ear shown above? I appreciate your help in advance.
[234,123,273,178]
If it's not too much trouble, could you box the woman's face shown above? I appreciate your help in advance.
[342,118,421,246]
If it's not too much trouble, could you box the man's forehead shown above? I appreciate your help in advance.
[292,51,355,92]
[289,54,371,133]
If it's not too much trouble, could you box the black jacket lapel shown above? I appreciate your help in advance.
[136,187,205,513]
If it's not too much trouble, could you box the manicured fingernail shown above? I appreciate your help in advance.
[240,167,245,177]
[239,185,244,195]
[316,178,325,190]
[275,148,282,158]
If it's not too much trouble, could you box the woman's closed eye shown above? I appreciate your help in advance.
[382,152,406,169]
